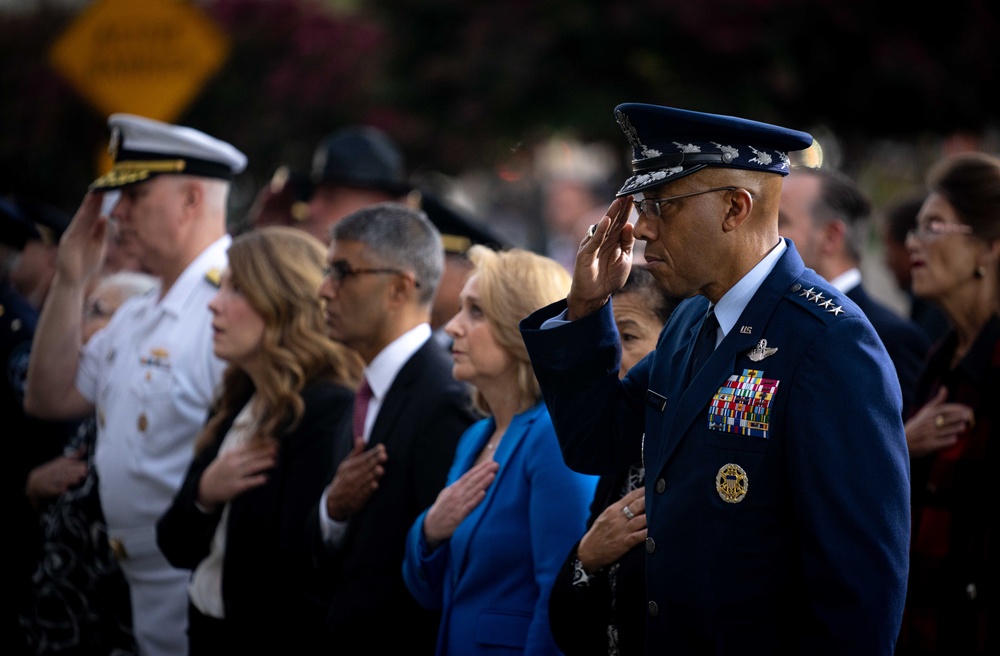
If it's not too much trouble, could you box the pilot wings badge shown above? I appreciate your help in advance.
[747,339,778,362]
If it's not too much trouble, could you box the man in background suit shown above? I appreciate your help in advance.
[520,103,910,653]
[312,202,478,653]
[778,165,931,416]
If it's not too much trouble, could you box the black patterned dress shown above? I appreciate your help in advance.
[20,416,137,655]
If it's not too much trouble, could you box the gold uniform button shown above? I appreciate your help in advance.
[138,414,148,432]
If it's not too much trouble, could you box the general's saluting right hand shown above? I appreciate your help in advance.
[566,196,635,321]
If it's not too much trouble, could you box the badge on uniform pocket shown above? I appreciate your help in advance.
[708,369,778,438]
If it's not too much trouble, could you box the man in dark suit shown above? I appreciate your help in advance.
[520,103,910,654]
[778,165,931,417]
[313,202,478,653]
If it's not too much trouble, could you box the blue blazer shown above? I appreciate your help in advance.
[520,240,911,655]
[403,402,597,655]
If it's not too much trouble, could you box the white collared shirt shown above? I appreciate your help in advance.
[356,323,432,444]
[709,238,787,346]
[827,267,862,295]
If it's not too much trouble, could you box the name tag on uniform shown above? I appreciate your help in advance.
[646,389,667,412]
[708,369,778,438]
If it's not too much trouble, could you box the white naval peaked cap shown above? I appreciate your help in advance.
[90,113,248,190]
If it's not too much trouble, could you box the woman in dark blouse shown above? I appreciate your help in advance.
[156,227,362,655]
[897,152,1000,655]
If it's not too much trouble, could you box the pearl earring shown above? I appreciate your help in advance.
[975,265,987,279]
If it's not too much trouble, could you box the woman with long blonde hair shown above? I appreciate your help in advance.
[157,226,362,654]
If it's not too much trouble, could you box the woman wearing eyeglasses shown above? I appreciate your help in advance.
[402,246,597,655]
[896,152,1000,655]
[156,227,363,655]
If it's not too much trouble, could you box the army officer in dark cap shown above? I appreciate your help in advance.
[520,103,909,654]
[301,124,412,243]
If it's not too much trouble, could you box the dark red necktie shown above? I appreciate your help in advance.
[352,376,372,438]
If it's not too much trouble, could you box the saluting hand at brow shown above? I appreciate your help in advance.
[567,196,635,321]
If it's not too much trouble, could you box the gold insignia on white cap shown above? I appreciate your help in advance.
[91,113,247,191]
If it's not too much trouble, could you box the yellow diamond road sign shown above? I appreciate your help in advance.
[50,0,229,123]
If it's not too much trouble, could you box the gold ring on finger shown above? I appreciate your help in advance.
[935,414,945,428]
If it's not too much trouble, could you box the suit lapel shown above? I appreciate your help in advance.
[367,340,433,448]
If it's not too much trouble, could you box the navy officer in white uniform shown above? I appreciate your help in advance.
[519,103,910,654]
[25,114,246,656]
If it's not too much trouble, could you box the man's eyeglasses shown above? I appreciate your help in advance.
[906,221,974,242]
[632,186,737,219]
[323,260,420,287]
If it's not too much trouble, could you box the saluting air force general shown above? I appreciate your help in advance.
[25,115,247,656]
[520,104,910,654]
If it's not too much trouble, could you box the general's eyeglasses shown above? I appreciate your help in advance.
[632,186,738,219]
[906,221,974,242]
[322,260,420,287]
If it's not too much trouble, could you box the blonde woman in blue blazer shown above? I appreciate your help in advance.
[403,246,597,655]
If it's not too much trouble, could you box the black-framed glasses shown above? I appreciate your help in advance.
[632,186,738,219]
[906,220,974,242]
[323,260,420,287]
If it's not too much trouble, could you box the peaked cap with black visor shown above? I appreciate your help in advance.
[89,114,247,191]
[613,103,814,197]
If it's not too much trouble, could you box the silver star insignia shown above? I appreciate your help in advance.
[819,298,835,309]
[800,287,817,300]
[828,305,845,316]
[812,292,826,304]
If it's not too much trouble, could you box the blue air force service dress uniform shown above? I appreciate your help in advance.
[520,104,911,655]
[74,114,246,656]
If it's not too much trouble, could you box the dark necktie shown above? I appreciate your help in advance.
[352,376,372,439]
[687,307,719,383]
